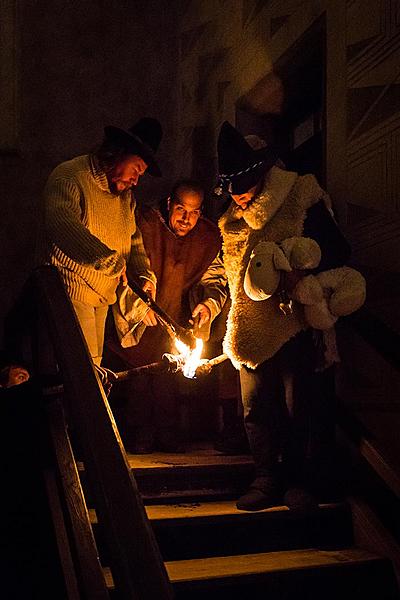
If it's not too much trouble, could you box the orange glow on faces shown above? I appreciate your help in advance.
[109,155,147,193]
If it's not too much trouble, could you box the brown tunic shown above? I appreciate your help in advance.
[121,206,222,366]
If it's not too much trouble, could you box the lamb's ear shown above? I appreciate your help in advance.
[272,246,292,272]
[321,267,367,316]
[281,236,321,270]
[292,274,323,305]
[244,241,281,301]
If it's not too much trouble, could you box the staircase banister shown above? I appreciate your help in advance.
[337,307,400,500]
[29,265,174,600]
[344,306,400,373]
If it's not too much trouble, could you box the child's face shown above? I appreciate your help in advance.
[7,366,30,387]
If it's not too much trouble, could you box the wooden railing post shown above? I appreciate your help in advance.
[28,266,174,600]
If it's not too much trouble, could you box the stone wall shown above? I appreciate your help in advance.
[176,0,400,419]
[0,0,181,347]
[1,0,399,350]
[177,0,400,328]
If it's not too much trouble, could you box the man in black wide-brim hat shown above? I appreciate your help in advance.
[42,117,162,367]
[217,121,356,512]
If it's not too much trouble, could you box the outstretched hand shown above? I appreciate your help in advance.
[142,279,156,299]
[190,303,211,329]
[141,280,158,326]
[120,265,128,287]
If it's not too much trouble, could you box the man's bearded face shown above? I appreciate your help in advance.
[168,190,203,237]
[108,155,147,194]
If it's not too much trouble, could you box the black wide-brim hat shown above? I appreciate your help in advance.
[216,121,278,195]
[104,117,162,177]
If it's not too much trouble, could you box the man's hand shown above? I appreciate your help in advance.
[120,265,128,287]
[141,280,158,326]
[142,279,156,299]
[190,303,211,329]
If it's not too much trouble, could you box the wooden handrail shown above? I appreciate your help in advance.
[337,307,400,500]
[336,400,400,500]
[44,396,109,599]
[27,265,174,600]
[345,307,400,373]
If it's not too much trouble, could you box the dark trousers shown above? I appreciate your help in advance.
[240,330,336,485]
[123,371,180,444]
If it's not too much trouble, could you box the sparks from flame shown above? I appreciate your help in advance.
[174,337,204,378]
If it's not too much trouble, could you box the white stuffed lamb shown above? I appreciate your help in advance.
[244,237,321,301]
[292,266,366,330]
[244,236,366,330]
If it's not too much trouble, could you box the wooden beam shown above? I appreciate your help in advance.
[46,398,109,599]
[32,266,173,600]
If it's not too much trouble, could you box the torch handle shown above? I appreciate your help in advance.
[129,279,196,349]
[114,361,167,381]
[128,279,177,328]
[194,354,229,377]
[114,353,184,382]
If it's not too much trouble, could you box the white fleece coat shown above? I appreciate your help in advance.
[219,166,326,369]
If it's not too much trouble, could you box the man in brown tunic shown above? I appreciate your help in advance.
[107,179,227,452]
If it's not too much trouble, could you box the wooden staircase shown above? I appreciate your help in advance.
[8,267,400,598]
[81,445,400,599]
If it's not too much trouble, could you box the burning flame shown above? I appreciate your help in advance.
[174,337,204,379]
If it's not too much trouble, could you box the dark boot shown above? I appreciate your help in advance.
[236,476,282,511]
[283,487,319,514]
[155,428,185,453]
[214,421,250,455]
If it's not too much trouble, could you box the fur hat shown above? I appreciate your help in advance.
[104,117,162,177]
[215,121,278,195]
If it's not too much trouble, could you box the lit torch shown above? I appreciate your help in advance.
[109,279,228,385]
[113,350,229,383]
[173,337,204,378]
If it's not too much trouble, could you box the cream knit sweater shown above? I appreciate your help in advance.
[44,154,155,307]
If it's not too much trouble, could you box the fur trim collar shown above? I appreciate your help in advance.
[220,167,298,232]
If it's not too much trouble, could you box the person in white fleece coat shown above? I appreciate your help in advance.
[216,122,352,512]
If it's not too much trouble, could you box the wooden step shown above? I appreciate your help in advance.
[91,500,353,562]
[79,445,255,502]
[148,501,353,560]
[127,447,254,501]
[104,547,399,599]
[166,546,384,582]
[168,548,398,599]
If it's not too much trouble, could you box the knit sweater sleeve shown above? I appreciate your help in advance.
[45,175,123,276]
